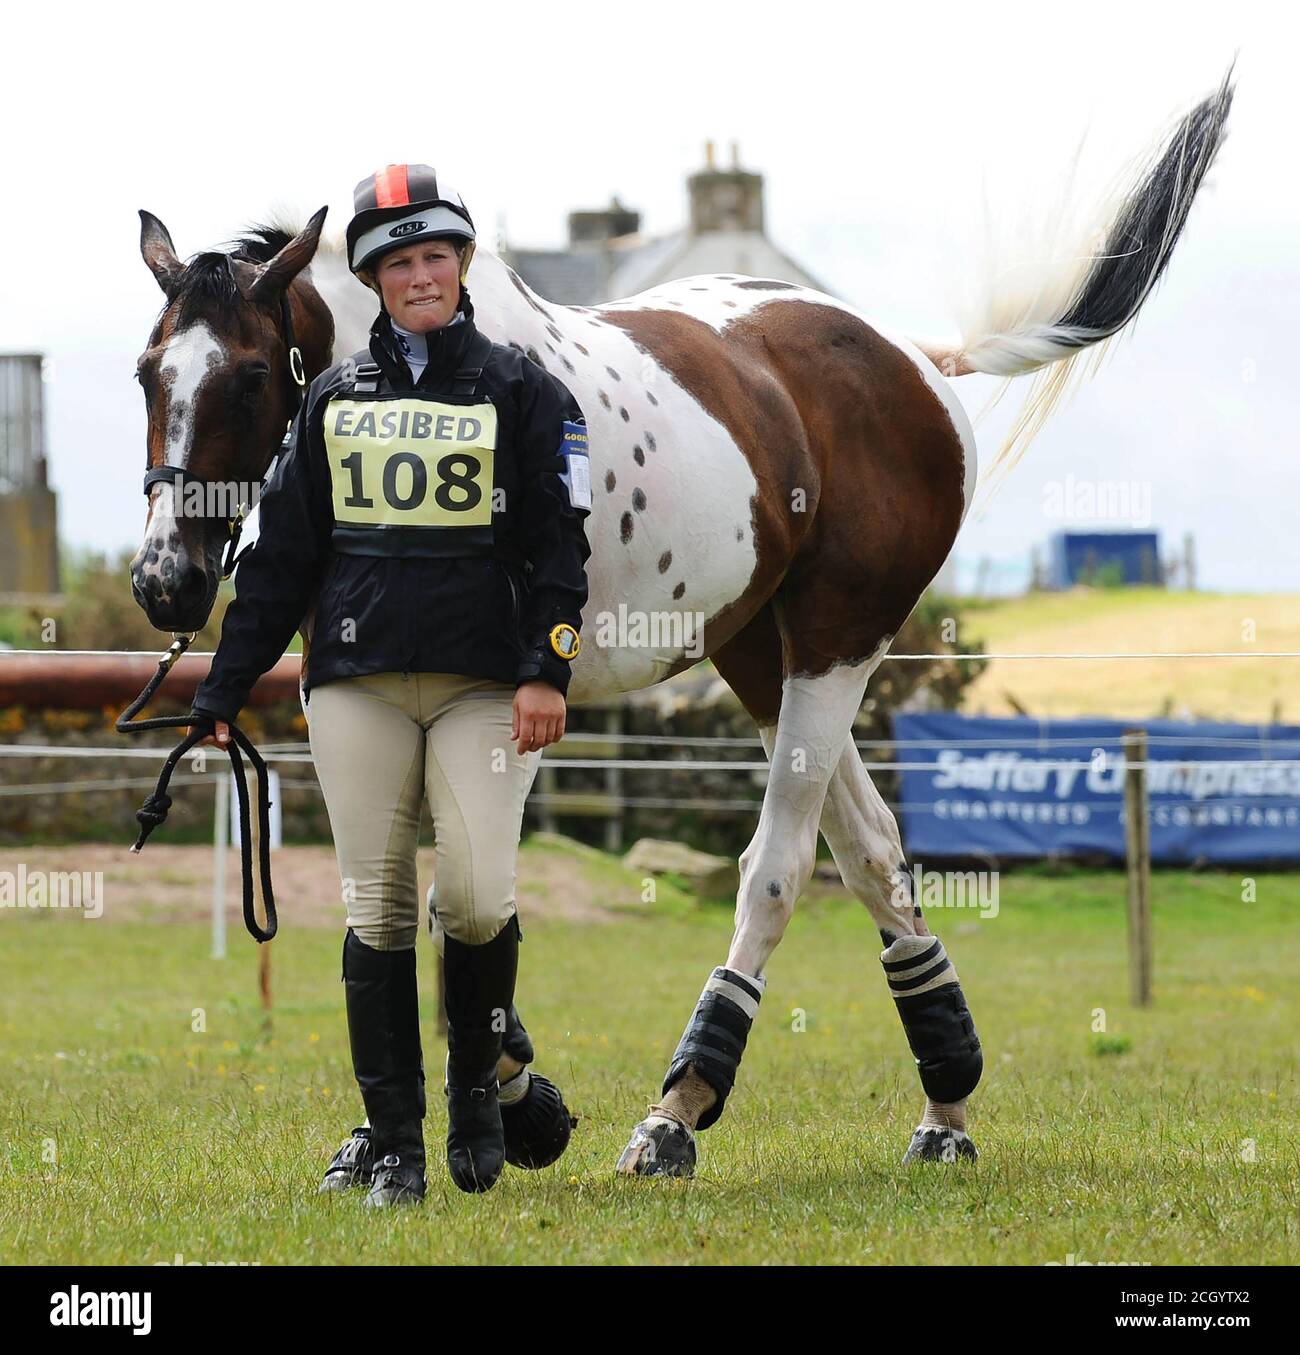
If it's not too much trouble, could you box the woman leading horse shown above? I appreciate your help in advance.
[190,165,591,1205]
[134,72,1232,1183]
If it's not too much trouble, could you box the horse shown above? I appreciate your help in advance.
[130,72,1232,1174]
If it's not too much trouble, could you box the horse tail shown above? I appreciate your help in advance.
[920,66,1234,496]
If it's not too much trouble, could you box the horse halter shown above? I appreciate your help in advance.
[140,290,307,580]
[122,290,309,946]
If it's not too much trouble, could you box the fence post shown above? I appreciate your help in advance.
[537,760,557,835]
[1123,728,1153,1006]
[212,772,228,960]
[604,703,623,853]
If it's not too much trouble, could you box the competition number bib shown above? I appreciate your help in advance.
[325,398,497,528]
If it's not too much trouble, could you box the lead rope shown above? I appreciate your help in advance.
[116,633,278,943]
[120,294,308,945]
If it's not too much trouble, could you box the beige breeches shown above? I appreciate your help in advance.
[307,671,537,950]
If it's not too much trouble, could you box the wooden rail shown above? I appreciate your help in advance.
[0,652,304,708]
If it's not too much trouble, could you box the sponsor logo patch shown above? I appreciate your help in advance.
[559,419,592,510]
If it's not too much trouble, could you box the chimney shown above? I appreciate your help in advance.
[688,141,763,235]
[567,194,641,246]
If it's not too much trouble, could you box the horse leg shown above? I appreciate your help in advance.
[617,619,877,1177]
[625,601,981,1169]
[819,740,983,1162]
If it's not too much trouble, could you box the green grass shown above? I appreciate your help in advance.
[1,860,1297,1265]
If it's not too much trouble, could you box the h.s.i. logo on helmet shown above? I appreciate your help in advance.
[389,220,428,239]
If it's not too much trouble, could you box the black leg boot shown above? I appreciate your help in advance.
[341,930,426,1208]
[442,918,519,1194]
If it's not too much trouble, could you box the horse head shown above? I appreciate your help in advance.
[130,208,334,633]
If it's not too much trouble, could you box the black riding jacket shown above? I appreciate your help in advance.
[192,295,591,724]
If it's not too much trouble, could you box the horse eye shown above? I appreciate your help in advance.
[237,366,270,401]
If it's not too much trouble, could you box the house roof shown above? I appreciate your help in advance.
[500,248,610,305]
[506,227,832,307]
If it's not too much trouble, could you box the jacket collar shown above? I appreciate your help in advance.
[368,290,478,391]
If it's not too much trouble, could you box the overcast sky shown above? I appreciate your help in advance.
[2,0,1295,591]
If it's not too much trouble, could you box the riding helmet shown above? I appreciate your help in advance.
[346,164,477,282]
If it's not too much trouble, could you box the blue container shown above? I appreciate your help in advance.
[1048,531,1161,587]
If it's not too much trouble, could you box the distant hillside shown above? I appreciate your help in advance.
[957,589,1299,722]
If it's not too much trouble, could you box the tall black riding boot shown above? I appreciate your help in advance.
[342,929,426,1208]
[443,918,519,1193]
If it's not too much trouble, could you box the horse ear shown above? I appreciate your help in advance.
[139,210,184,297]
[248,206,329,305]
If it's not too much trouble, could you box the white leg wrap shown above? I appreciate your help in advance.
[919,1099,968,1133]
[498,1068,531,1107]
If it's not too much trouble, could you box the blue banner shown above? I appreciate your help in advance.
[894,714,1300,864]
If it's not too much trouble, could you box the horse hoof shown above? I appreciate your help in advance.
[616,1114,697,1178]
[902,1127,978,1164]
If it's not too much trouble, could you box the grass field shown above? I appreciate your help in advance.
[960,589,1300,721]
[1,838,1297,1265]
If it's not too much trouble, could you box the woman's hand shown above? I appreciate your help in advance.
[512,681,566,755]
[195,720,232,750]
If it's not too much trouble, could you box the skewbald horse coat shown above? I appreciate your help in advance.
[131,71,1232,1173]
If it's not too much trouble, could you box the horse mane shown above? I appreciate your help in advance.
[170,251,240,325]
[230,223,296,264]
[235,218,348,263]
[166,221,317,325]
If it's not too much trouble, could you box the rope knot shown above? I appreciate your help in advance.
[132,792,173,848]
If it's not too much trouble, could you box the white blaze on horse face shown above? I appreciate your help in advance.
[137,321,225,590]
[159,321,224,467]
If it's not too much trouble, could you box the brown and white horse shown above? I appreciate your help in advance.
[131,74,1231,1172]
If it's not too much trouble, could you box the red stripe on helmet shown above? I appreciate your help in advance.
[374,165,411,209]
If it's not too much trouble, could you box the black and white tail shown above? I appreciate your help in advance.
[922,67,1235,494]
